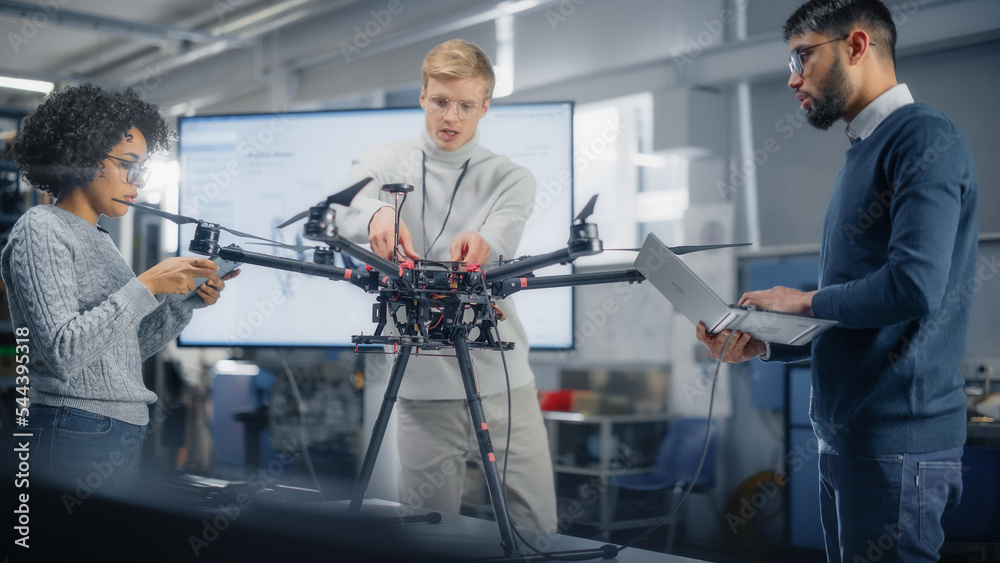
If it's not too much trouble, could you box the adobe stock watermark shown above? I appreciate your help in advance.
[394,396,522,522]
[841,125,964,244]
[181,112,292,217]
[890,0,935,27]
[59,401,179,514]
[395,456,462,519]
[672,0,749,72]
[530,115,623,221]
[7,0,72,54]
[724,472,786,535]
[132,62,172,98]
[222,274,303,343]
[213,0,250,22]
[724,418,842,535]
[187,439,303,556]
[716,109,810,202]
[888,253,999,370]
[391,395,639,550]
[512,444,640,551]
[544,0,588,31]
[340,0,410,63]
[547,279,643,366]
[394,405,640,552]
[847,460,962,563]
[673,0,925,74]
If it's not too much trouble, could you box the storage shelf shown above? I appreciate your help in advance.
[544,411,671,539]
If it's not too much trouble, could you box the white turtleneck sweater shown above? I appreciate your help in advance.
[335,129,537,400]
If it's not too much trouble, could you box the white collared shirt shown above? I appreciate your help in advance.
[845,83,915,143]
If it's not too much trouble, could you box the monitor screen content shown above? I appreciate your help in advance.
[176,103,574,348]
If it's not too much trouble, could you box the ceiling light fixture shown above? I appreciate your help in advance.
[0,76,54,93]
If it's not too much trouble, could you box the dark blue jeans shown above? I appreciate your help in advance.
[819,446,964,563]
[17,406,147,497]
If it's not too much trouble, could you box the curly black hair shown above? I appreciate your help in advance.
[10,83,170,198]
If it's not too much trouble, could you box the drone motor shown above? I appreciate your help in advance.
[313,247,335,265]
[303,205,337,241]
[189,224,221,256]
[567,221,603,257]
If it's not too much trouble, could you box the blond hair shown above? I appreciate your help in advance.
[421,39,495,101]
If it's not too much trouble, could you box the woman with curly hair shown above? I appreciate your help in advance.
[2,84,239,491]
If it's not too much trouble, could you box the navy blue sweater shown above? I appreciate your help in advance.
[774,103,978,456]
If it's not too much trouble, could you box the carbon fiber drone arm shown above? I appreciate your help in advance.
[490,269,646,298]
[481,221,604,281]
[218,246,371,289]
[300,204,405,283]
[481,248,577,281]
[320,233,406,283]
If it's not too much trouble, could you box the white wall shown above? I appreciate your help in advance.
[748,40,1000,248]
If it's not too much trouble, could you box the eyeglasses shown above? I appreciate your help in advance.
[788,35,850,76]
[105,155,151,187]
[425,95,484,121]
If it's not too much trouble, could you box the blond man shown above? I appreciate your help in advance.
[337,39,557,534]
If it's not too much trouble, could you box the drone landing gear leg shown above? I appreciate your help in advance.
[349,345,412,512]
[347,336,519,559]
[453,331,521,559]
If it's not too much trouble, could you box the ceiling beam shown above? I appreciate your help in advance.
[0,0,249,47]
[677,0,1000,87]
[290,0,561,73]
[110,0,364,87]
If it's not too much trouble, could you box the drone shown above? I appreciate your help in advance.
[117,180,748,560]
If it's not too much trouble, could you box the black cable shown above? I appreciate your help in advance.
[420,152,471,258]
[477,300,731,561]
[480,272,541,558]
[278,352,325,500]
[478,272,514,505]
[616,331,730,552]
[393,190,409,261]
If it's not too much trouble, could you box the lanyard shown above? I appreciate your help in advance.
[420,151,471,257]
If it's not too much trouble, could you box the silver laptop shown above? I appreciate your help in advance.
[634,234,837,346]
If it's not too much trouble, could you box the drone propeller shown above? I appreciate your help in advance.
[114,199,277,243]
[245,241,317,252]
[277,177,374,229]
[604,243,753,255]
[668,243,752,255]
[574,194,598,224]
[328,176,373,206]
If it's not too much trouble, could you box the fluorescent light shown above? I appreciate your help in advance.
[493,13,514,98]
[496,0,541,15]
[212,0,311,35]
[0,76,54,93]
[493,64,514,99]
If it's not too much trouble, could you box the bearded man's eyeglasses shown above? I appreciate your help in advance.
[789,35,851,76]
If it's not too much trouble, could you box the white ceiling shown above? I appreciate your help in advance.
[0,0,527,112]
[2,0,999,118]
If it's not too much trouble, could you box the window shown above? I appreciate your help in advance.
[574,93,688,267]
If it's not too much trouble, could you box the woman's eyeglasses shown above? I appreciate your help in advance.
[105,155,151,187]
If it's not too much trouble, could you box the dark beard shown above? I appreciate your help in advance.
[806,57,849,130]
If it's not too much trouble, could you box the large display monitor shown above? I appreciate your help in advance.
[176,103,574,348]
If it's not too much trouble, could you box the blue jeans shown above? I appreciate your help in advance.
[16,406,147,496]
[819,446,964,563]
